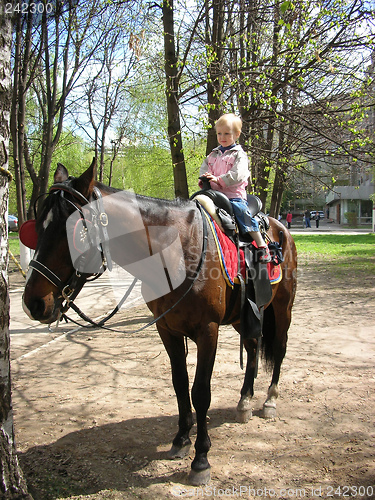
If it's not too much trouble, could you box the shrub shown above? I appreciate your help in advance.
[344,211,358,227]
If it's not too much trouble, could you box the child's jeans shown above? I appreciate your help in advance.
[230,197,259,234]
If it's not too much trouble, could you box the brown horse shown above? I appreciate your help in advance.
[22,160,297,485]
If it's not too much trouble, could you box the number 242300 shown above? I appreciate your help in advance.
[5,2,53,14]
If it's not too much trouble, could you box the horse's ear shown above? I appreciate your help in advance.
[54,163,69,183]
[75,158,97,198]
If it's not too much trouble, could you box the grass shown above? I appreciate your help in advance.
[8,233,21,257]
[7,231,375,277]
[293,233,375,277]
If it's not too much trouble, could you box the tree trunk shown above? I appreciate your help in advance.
[162,0,189,199]
[0,6,32,498]
[205,0,224,154]
[256,4,281,208]
[10,10,34,225]
[269,164,286,218]
[269,82,295,218]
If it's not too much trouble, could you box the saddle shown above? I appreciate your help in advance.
[191,177,272,246]
[191,178,270,243]
[191,182,283,341]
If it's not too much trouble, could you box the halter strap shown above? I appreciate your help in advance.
[29,260,63,288]
[29,180,110,312]
[49,183,90,206]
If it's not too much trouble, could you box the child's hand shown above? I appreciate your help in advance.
[201,173,219,183]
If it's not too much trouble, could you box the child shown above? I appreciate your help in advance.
[199,113,271,263]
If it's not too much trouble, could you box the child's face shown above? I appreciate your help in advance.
[216,124,240,148]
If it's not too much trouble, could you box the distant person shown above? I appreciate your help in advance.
[315,210,321,228]
[304,209,311,228]
[286,211,292,229]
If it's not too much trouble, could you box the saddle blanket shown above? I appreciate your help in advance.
[203,210,282,287]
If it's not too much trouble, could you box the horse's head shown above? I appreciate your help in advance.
[22,159,97,324]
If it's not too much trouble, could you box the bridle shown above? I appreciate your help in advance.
[27,180,209,332]
[29,180,113,315]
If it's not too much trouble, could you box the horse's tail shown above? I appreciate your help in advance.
[261,304,277,369]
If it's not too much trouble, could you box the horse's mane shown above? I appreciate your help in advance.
[136,193,192,207]
[97,181,193,209]
[37,189,72,229]
[37,180,194,230]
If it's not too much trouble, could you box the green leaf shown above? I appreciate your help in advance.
[280,1,294,14]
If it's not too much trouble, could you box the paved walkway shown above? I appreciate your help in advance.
[8,222,373,361]
[286,220,374,235]
[9,265,143,362]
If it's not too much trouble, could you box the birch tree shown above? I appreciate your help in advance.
[0,2,31,496]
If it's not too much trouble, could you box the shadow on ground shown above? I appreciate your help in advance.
[19,407,237,500]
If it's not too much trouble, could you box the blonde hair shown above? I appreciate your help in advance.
[215,113,242,137]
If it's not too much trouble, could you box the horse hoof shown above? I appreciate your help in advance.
[188,466,211,486]
[168,443,191,459]
[263,402,277,419]
[236,409,252,423]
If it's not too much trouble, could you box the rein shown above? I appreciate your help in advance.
[30,182,209,333]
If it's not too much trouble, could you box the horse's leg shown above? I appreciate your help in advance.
[235,332,258,423]
[189,323,218,486]
[157,326,193,458]
[234,301,290,421]
[262,302,290,419]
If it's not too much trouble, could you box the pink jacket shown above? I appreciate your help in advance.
[199,145,250,199]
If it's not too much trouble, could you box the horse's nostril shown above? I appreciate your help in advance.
[29,298,47,320]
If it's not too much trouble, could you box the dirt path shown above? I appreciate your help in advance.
[9,257,375,499]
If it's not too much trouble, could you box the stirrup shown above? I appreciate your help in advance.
[256,246,271,263]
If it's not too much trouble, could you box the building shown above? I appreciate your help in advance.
[325,52,375,227]
[325,172,374,225]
